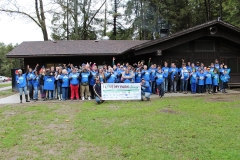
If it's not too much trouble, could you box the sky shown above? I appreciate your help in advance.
[0,0,126,45]
[0,0,52,45]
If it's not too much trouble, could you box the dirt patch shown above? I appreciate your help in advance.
[205,94,240,102]
[160,108,177,114]
[108,104,120,110]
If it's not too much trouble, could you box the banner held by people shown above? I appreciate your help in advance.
[101,83,141,100]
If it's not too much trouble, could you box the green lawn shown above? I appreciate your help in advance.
[0,94,240,159]
[0,89,15,98]
[0,83,11,88]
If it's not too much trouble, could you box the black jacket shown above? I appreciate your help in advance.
[93,83,101,98]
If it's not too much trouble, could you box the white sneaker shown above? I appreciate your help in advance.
[88,97,91,100]
[82,97,85,100]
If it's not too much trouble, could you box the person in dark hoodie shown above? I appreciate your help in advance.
[93,78,105,104]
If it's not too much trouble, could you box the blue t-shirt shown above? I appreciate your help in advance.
[60,74,69,87]
[16,74,27,88]
[190,73,197,83]
[162,67,169,78]
[155,72,164,85]
[135,72,142,83]
[105,72,117,83]
[169,67,178,80]
[220,74,230,82]
[197,73,205,85]
[44,76,55,90]
[205,72,212,84]
[32,75,40,87]
[81,72,90,83]
[141,69,151,82]
[122,73,132,83]
[69,73,79,85]
[142,81,151,92]
[212,73,219,86]
[27,72,35,85]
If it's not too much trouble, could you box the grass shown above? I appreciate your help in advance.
[0,89,15,98]
[0,83,11,88]
[0,94,240,159]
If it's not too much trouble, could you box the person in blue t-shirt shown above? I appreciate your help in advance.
[135,68,142,83]
[69,67,80,100]
[16,69,30,103]
[80,67,92,100]
[205,68,212,94]
[148,64,157,94]
[190,69,197,94]
[155,67,165,97]
[212,69,219,93]
[32,71,40,102]
[44,70,55,100]
[59,69,69,101]
[162,62,169,93]
[122,69,134,83]
[105,68,117,83]
[220,70,230,93]
[141,78,151,101]
[197,70,205,94]
[26,64,38,100]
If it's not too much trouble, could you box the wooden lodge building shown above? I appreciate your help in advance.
[7,20,240,86]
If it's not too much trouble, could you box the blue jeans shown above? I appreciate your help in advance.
[28,84,33,99]
[171,80,177,92]
[180,79,183,92]
[50,84,56,99]
[95,96,101,103]
[141,91,150,99]
[163,78,168,92]
[33,86,38,100]
[191,82,196,93]
[49,90,53,99]
[19,86,28,95]
[57,86,62,98]
[40,85,46,98]
[150,81,156,94]
[157,83,164,97]
[182,80,188,92]
[62,87,68,100]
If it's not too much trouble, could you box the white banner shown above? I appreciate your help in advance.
[101,83,141,100]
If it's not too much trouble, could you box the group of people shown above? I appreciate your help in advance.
[16,57,230,103]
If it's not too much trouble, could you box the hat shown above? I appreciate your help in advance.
[74,66,78,68]
[141,78,145,80]
[196,61,200,64]
[82,63,86,66]
[18,69,22,72]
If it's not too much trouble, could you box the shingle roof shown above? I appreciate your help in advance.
[6,40,149,57]
[133,19,240,50]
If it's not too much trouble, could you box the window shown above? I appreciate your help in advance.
[194,40,215,52]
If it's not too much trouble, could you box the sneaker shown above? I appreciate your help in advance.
[88,97,91,100]
[146,97,150,101]
[82,97,85,100]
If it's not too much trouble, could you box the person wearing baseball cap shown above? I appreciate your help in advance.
[140,78,151,101]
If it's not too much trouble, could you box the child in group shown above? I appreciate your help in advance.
[197,70,205,94]
[205,68,213,94]
[59,69,70,101]
[220,70,230,93]
[190,69,197,94]
[212,69,219,93]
